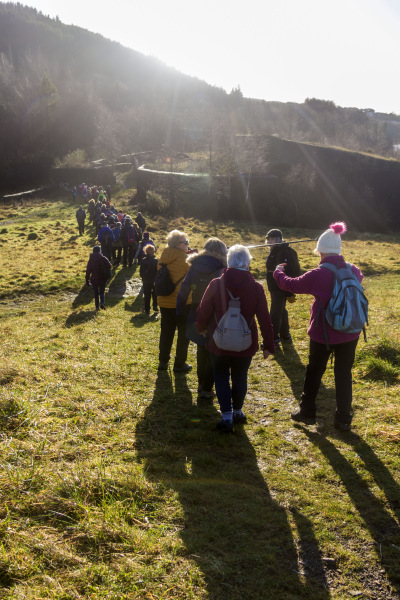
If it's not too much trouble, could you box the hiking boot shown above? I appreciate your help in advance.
[173,363,192,373]
[291,411,316,425]
[233,412,247,424]
[281,335,292,343]
[334,421,352,432]
[158,361,169,371]
[216,419,234,433]
[100,304,106,310]
[274,338,281,349]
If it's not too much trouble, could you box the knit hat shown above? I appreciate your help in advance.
[93,245,101,253]
[266,228,282,240]
[315,222,347,254]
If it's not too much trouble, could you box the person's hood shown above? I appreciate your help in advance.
[221,268,255,294]
[89,252,103,261]
[187,253,225,273]
[159,246,186,264]
[319,254,346,267]
[187,249,227,268]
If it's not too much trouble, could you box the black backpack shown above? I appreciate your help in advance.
[192,268,222,305]
[99,256,111,281]
[154,264,184,296]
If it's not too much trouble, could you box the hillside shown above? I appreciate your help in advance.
[1,2,399,194]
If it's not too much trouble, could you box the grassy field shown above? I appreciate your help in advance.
[0,194,400,599]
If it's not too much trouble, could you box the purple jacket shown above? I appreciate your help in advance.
[85,252,111,286]
[273,255,363,345]
[195,268,275,357]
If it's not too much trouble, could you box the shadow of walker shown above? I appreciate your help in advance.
[135,372,332,600]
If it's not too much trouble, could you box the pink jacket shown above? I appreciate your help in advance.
[273,255,364,345]
[195,268,275,357]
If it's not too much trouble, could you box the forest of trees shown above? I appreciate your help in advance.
[1,1,400,193]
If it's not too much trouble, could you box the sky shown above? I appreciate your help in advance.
[22,0,400,114]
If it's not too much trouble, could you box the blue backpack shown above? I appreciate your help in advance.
[318,262,368,348]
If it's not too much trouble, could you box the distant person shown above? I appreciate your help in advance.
[140,244,158,315]
[75,205,86,235]
[274,222,364,431]
[135,211,146,231]
[265,228,301,347]
[120,217,138,268]
[134,231,156,264]
[111,221,123,266]
[98,220,113,261]
[85,245,111,310]
[196,245,274,432]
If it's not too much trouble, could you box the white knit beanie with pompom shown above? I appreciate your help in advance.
[314,222,347,254]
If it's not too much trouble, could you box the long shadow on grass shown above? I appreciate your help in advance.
[302,428,400,594]
[136,372,331,600]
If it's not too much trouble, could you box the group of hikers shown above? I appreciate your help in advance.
[80,191,367,435]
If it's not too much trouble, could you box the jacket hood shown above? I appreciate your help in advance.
[186,253,226,271]
[187,249,227,267]
[222,268,255,294]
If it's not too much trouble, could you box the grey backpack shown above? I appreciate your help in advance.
[213,290,253,352]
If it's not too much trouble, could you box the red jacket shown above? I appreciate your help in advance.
[195,268,275,357]
[273,254,363,345]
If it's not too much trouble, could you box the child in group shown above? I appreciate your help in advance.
[139,244,158,315]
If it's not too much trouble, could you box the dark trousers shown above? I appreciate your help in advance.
[123,244,136,267]
[92,283,106,309]
[197,345,214,392]
[300,338,359,424]
[159,307,190,368]
[77,221,85,235]
[101,243,112,261]
[112,246,122,265]
[210,354,252,413]
[269,290,290,340]
[143,280,157,313]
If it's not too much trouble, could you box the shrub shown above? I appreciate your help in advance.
[146,191,170,216]
[27,232,39,240]
[54,149,90,168]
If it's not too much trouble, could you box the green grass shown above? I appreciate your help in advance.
[0,198,400,599]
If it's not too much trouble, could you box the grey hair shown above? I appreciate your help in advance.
[166,229,187,248]
[227,244,252,269]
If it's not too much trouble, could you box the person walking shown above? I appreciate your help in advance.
[98,220,113,261]
[177,237,227,399]
[157,229,192,373]
[273,222,363,431]
[75,205,86,235]
[85,246,111,310]
[140,244,158,315]
[265,228,301,348]
[196,245,275,432]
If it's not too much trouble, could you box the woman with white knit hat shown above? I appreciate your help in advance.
[273,222,364,431]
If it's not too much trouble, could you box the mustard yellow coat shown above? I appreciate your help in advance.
[157,246,192,309]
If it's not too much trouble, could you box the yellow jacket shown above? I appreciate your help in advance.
[157,247,192,309]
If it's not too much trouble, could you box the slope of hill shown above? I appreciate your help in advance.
[0,1,399,195]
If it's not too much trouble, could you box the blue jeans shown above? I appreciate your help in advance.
[92,283,106,309]
[210,354,252,413]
